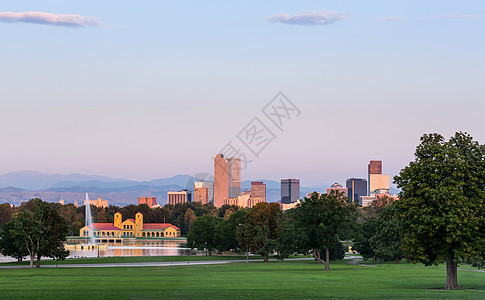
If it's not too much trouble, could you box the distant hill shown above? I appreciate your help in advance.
[0,170,127,190]
[0,184,186,207]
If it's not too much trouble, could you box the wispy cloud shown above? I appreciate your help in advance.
[376,16,406,22]
[267,11,347,26]
[0,11,103,28]
[440,13,483,19]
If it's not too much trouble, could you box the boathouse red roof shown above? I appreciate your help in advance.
[143,223,180,230]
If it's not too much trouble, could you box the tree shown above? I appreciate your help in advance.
[3,198,69,268]
[184,208,197,233]
[0,203,14,228]
[354,197,398,263]
[369,203,402,263]
[353,220,377,262]
[394,132,485,290]
[0,221,29,262]
[238,202,282,262]
[293,191,358,271]
[186,215,221,255]
[214,209,248,252]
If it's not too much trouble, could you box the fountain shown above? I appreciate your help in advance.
[84,193,96,246]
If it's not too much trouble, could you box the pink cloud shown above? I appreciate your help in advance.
[0,11,103,28]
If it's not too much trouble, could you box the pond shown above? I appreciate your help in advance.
[0,239,196,262]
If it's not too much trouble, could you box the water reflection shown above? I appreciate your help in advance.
[0,240,195,262]
[67,240,192,258]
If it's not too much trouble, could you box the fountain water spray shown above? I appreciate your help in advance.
[85,193,96,245]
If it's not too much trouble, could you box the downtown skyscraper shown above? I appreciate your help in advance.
[214,154,241,207]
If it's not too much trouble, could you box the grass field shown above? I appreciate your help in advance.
[0,254,271,266]
[1,260,485,299]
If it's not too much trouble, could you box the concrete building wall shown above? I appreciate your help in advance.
[167,191,192,206]
[251,181,266,202]
[138,197,157,207]
[193,187,209,204]
[194,181,214,203]
[369,174,390,194]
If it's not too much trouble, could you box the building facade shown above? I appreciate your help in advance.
[251,181,266,202]
[193,187,209,204]
[167,190,192,206]
[194,181,214,203]
[84,197,108,208]
[368,160,390,195]
[79,212,180,240]
[138,197,157,207]
[346,178,367,204]
[326,182,348,196]
[281,179,300,204]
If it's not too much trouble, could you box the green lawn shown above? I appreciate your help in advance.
[1,260,485,299]
[0,254,305,266]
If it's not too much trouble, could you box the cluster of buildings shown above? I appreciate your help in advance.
[165,155,396,210]
[296,160,397,208]
[60,196,109,208]
[61,155,397,211]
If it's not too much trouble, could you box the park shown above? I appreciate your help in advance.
[1,256,485,299]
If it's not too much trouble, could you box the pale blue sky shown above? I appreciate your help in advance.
[0,1,484,186]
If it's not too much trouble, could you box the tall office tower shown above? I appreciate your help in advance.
[227,158,241,198]
[281,179,300,204]
[194,181,214,203]
[138,197,157,207]
[368,160,390,195]
[167,190,192,206]
[326,182,348,195]
[214,154,241,207]
[251,181,266,202]
[346,178,367,204]
[214,154,229,207]
[193,187,209,204]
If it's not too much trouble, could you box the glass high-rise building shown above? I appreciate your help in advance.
[346,178,367,204]
[281,179,300,204]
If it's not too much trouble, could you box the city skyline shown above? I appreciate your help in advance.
[1,1,484,186]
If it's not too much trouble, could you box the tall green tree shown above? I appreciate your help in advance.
[395,132,485,290]
[369,203,402,263]
[3,198,69,268]
[186,215,222,255]
[293,191,358,271]
[353,220,377,262]
[0,203,14,228]
[214,209,248,252]
[238,202,282,262]
[0,221,29,262]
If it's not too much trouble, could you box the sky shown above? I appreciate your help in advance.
[0,0,484,186]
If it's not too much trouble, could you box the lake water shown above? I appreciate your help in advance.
[0,239,195,262]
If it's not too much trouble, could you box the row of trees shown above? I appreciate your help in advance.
[188,191,358,270]
[0,199,241,237]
